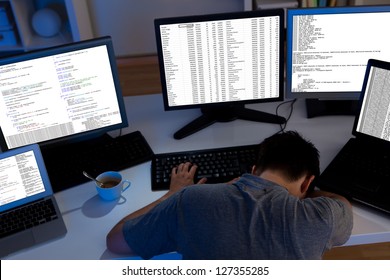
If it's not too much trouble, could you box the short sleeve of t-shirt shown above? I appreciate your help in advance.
[312,196,353,248]
[293,195,353,255]
[122,194,180,259]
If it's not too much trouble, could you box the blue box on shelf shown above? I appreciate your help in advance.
[0,5,12,28]
[0,29,17,46]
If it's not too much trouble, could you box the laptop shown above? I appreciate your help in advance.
[0,144,67,258]
[318,59,390,214]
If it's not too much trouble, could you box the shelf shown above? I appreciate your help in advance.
[0,0,89,55]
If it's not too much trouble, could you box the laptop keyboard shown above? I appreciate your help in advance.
[42,130,154,193]
[335,144,388,179]
[0,198,58,239]
[319,139,390,194]
[151,144,259,191]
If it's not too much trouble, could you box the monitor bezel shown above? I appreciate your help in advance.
[154,9,285,111]
[285,5,390,101]
[0,36,128,151]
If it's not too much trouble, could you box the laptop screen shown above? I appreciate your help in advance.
[355,60,390,143]
[0,144,52,212]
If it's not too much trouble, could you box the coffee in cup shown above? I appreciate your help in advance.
[100,180,120,189]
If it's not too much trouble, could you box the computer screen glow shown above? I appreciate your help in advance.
[0,37,127,150]
[156,10,284,109]
[286,5,390,100]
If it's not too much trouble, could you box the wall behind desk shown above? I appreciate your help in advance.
[353,0,390,5]
[87,0,245,57]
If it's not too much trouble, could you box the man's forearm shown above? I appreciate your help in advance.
[106,191,174,254]
[307,189,352,209]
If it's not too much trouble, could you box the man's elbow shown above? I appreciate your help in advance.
[106,231,134,255]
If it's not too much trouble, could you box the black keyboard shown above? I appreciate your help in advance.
[0,198,57,239]
[42,131,154,192]
[151,144,260,191]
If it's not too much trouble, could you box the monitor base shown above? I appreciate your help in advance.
[173,105,286,140]
[305,99,359,118]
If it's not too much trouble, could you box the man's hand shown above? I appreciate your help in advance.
[169,162,207,193]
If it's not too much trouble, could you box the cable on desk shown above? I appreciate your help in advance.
[275,98,297,133]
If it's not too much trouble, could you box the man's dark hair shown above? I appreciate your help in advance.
[254,131,320,182]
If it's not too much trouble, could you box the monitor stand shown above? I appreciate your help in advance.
[173,105,286,139]
[305,99,359,118]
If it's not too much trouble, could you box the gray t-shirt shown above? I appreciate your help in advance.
[123,174,353,259]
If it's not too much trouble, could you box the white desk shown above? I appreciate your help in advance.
[5,94,390,259]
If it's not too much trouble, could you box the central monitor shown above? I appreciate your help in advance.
[154,9,286,139]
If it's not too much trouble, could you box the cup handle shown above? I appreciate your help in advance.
[122,180,131,192]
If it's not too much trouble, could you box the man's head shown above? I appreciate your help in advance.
[252,131,320,197]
